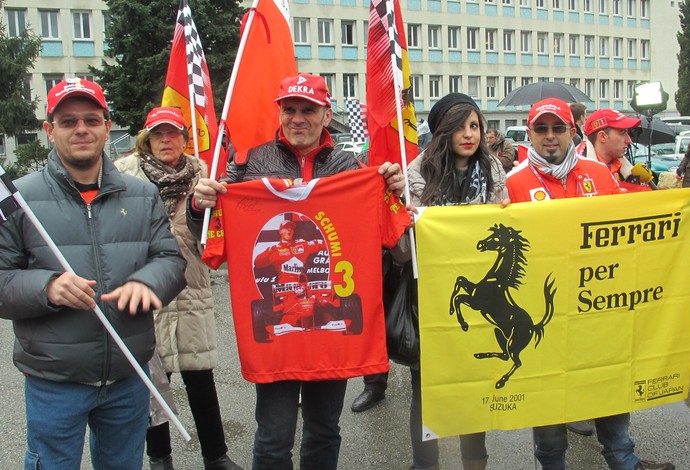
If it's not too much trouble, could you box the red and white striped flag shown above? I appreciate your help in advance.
[162,0,224,175]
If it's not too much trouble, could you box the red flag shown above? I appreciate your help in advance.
[162,0,223,175]
[366,0,418,167]
[227,0,297,164]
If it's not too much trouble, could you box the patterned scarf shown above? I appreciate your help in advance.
[527,142,579,182]
[434,159,488,205]
[140,152,195,216]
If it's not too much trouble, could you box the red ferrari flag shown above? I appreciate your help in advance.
[366,0,418,168]
[162,0,223,174]
[227,0,297,164]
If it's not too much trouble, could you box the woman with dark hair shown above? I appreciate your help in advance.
[401,93,507,470]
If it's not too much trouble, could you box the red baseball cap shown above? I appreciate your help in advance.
[275,73,332,107]
[46,78,109,116]
[145,107,186,131]
[527,98,575,127]
[584,109,641,136]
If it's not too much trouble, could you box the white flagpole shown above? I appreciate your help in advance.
[201,0,261,245]
[388,12,419,278]
[3,173,191,442]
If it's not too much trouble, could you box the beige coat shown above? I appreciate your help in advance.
[115,154,217,372]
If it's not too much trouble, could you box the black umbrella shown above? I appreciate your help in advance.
[498,81,593,107]
[631,116,676,145]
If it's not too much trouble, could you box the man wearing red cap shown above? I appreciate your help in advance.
[580,109,654,191]
[0,78,187,469]
[506,98,674,470]
[188,73,406,470]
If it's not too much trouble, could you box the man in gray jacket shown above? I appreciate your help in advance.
[0,78,187,470]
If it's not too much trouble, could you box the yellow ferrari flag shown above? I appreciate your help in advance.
[416,189,690,439]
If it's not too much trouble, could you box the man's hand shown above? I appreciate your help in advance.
[101,281,162,316]
[46,272,97,310]
[193,178,227,210]
[378,162,405,196]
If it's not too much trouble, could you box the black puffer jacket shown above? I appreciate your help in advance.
[188,136,361,238]
[0,151,187,384]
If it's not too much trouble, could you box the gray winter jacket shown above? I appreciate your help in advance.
[0,151,187,384]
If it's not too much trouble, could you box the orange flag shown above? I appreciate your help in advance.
[162,0,223,175]
[227,0,297,165]
[366,0,418,167]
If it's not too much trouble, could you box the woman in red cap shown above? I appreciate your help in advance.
[116,107,241,470]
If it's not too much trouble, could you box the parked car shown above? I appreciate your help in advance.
[505,125,529,143]
[650,143,676,156]
[333,141,366,154]
[330,133,353,144]
[627,143,681,174]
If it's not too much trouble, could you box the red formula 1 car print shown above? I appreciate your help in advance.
[251,213,363,343]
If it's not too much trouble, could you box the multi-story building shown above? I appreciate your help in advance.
[0,0,683,164]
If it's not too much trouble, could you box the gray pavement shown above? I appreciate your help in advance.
[0,267,688,469]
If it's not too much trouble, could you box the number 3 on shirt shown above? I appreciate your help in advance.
[334,260,354,297]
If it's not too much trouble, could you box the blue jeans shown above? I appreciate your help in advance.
[410,368,486,468]
[533,413,639,470]
[24,373,149,470]
[253,379,347,470]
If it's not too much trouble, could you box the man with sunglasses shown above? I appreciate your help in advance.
[0,78,187,469]
[505,98,674,470]
[580,109,653,191]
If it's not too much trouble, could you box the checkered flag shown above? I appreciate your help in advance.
[178,1,208,108]
[0,165,19,223]
[346,99,368,143]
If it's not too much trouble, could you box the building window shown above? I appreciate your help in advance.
[44,75,64,95]
[627,0,635,16]
[486,77,497,98]
[640,0,648,18]
[318,19,333,45]
[467,28,479,51]
[553,34,563,55]
[485,29,497,52]
[568,0,577,10]
[429,76,441,99]
[536,0,545,7]
[363,21,368,43]
[612,0,621,15]
[585,79,594,98]
[520,31,531,53]
[428,25,441,49]
[598,0,607,14]
[569,35,579,56]
[569,78,580,88]
[641,40,649,59]
[627,81,635,100]
[449,75,462,93]
[599,37,608,57]
[342,73,357,98]
[503,0,514,4]
[0,135,5,156]
[293,18,309,44]
[504,77,516,95]
[6,9,27,37]
[521,77,532,86]
[411,75,423,99]
[448,26,460,50]
[583,0,592,12]
[613,80,623,100]
[584,36,593,56]
[627,39,636,59]
[537,32,547,54]
[72,11,92,40]
[599,80,608,99]
[39,10,60,39]
[322,74,335,100]
[408,24,421,48]
[613,38,622,58]
[520,0,530,5]
[468,76,480,98]
[341,20,356,46]
[16,133,38,146]
[503,30,515,52]
[553,0,562,9]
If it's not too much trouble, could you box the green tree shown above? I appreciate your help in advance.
[92,0,242,134]
[677,0,690,114]
[7,140,50,178]
[0,21,42,137]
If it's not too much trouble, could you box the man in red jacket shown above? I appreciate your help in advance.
[506,98,674,470]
